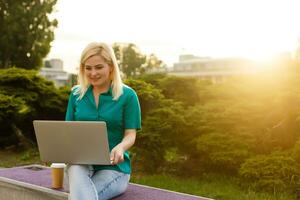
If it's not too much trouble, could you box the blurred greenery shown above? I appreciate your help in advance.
[113,43,166,78]
[0,0,57,69]
[0,68,69,146]
[113,43,146,77]
[239,151,300,194]
[129,60,300,197]
[1,59,300,199]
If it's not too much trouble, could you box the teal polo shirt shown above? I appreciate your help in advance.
[65,84,141,174]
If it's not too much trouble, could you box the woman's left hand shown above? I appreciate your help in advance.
[110,145,125,165]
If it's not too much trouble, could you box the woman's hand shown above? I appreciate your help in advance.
[110,129,136,165]
[110,145,125,165]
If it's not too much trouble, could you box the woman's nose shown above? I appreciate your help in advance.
[90,68,98,76]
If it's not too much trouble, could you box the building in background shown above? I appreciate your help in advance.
[169,54,255,83]
[40,59,71,87]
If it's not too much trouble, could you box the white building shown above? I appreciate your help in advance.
[40,59,70,87]
[170,55,255,83]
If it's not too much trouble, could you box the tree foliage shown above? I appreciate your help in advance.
[239,151,300,193]
[0,68,68,147]
[196,133,250,173]
[129,62,300,197]
[0,0,58,69]
[133,101,187,173]
[0,93,24,146]
[140,54,166,74]
[2,59,300,197]
[113,43,146,77]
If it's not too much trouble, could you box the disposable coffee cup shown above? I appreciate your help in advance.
[50,163,66,189]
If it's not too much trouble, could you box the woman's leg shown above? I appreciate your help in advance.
[66,164,98,200]
[91,170,130,200]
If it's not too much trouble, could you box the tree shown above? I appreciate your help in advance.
[0,68,69,147]
[112,43,146,77]
[133,101,187,173]
[141,53,166,74]
[0,0,58,69]
[158,76,204,107]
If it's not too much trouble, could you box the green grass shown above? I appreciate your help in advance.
[0,147,295,200]
[130,173,295,200]
[0,147,43,168]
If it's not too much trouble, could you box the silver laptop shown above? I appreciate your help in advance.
[33,120,111,165]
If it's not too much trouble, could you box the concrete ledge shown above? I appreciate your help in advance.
[0,177,67,200]
[0,164,213,200]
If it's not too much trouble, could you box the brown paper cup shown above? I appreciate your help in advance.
[51,163,66,189]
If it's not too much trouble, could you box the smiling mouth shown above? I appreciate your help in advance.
[90,77,100,81]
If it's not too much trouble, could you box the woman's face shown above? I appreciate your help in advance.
[84,55,112,88]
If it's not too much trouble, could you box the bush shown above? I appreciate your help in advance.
[239,151,300,194]
[157,76,204,107]
[0,93,24,147]
[133,101,187,173]
[196,133,250,174]
[0,68,69,147]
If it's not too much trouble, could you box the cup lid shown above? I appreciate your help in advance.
[50,163,66,168]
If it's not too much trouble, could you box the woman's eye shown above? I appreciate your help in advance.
[84,64,105,70]
[95,66,103,70]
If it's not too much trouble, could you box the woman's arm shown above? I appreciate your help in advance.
[110,129,136,165]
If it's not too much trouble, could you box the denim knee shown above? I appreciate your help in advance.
[67,164,94,179]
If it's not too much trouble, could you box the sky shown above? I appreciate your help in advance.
[47,0,300,73]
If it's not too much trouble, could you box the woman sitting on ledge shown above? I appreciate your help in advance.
[65,42,141,200]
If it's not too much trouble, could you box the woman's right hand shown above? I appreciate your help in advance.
[110,145,124,165]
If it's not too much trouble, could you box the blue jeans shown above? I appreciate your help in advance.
[66,165,130,200]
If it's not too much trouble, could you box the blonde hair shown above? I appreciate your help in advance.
[75,42,123,100]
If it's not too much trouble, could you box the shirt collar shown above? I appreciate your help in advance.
[87,84,113,96]
[102,85,113,96]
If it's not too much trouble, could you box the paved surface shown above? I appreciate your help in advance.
[0,165,212,200]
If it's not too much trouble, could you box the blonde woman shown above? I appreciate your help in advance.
[65,42,141,200]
